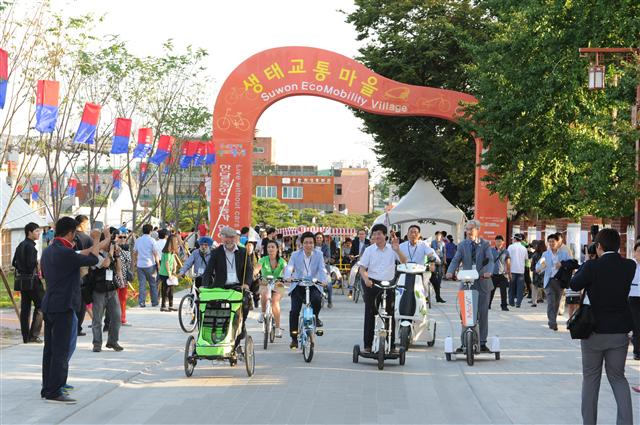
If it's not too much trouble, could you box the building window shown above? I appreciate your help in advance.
[256,186,277,198]
[338,203,346,212]
[335,184,342,195]
[253,146,265,154]
[282,186,303,199]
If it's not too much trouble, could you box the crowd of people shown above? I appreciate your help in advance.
[9,215,640,424]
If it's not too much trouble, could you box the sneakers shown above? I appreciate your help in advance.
[436,298,446,303]
[160,306,168,312]
[316,318,323,327]
[139,303,146,308]
[105,342,124,352]
[327,302,333,309]
[257,313,264,323]
[290,340,298,350]
[28,336,43,343]
[480,344,491,353]
[549,324,558,331]
[501,307,509,311]
[92,345,101,352]
[61,384,74,392]
[45,394,77,404]
[275,328,283,338]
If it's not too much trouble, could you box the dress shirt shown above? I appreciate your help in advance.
[224,246,238,284]
[359,243,400,281]
[134,234,159,268]
[399,240,439,264]
[179,249,211,276]
[536,249,571,288]
[507,242,528,274]
[491,247,510,275]
[630,260,640,298]
[284,249,328,293]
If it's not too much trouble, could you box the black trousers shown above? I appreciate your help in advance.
[630,296,640,356]
[490,274,509,309]
[76,302,86,333]
[524,266,532,297]
[289,285,322,339]
[159,275,174,308]
[430,265,443,300]
[363,280,395,349]
[41,310,73,399]
[20,286,44,342]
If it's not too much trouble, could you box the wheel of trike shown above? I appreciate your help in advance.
[445,352,452,361]
[245,335,255,377]
[399,326,411,351]
[302,330,314,363]
[352,345,360,363]
[229,357,237,367]
[184,335,196,377]
[399,347,406,366]
[427,322,437,347]
[495,351,500,360]
[465,332,474,366]
[377,338,385,370]
[179,294,197,333]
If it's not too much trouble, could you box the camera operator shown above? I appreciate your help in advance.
[89,231,123,352]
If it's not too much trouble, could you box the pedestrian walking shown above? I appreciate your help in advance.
[12,222,44,343]
[569,228,635,425]
[536,234,571,331]
[489,235,510,311]
[73,215,93,336]
[40,217,102,404]
[508,234,528,308]
[430,231,446,303]
[159,234,179,312]
[115,232,132,326]
[133,224,160,307]
[529,241,546,307]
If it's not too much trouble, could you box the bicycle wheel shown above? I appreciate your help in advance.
[269,317,276,343]
[302,329,314,363]
[184,335,196,377]
[263,315,270,350]
[465,331,474,366]
[179,294,196,333]
[427,322,437,347]
[354,277,361,304]
[377,338,385,370]
[245,335,255,377]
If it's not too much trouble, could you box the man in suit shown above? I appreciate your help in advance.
[40,217,104,404]
[446,220,494,352]
[201,226,253,347]
[569,228,635,425]
[349,229,371,263]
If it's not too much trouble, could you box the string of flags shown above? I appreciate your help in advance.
[0,48,7,109]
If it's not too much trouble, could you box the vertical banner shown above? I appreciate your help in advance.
[0,48,7,109]
[35,80,60,133]
[179,140,198,168]
[73,102,101,144]
[139,162,148,182]
[205,140,216,165]
[193,141,206,166]
[473,138,508,240]
[112,169,121,189]
[210,140,252,237]
[111,118,132,154]
[133,128,153,158]
[31,183,40,201]
[149,135,174,164]
[163,154,173,175]
[67,178,77,196]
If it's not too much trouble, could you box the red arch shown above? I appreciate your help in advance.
[209,46,506,239]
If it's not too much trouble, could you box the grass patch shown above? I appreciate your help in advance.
[0,274,20,309]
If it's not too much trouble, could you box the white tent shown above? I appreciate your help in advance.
[373,179,466,242]
[73,182,149,228]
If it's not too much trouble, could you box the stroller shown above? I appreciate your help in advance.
[183,286,255,377]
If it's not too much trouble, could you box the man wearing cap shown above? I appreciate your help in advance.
[507,233,529,308]
[177,236,213,288]
[202,227,253,347]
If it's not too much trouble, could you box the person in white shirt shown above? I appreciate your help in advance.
[631,241,640,360]
[133,224,160,307]
[358,224,407,353]
[507,234,529,308]
[155,229,168,254]
[399,225,442,301]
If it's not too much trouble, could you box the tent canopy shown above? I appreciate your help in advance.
[0,180,46,229]
[373,179,466,241]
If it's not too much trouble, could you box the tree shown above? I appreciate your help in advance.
[345,0,492,214]
[463,0,640,219]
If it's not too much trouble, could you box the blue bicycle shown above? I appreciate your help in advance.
[292,279,324,362]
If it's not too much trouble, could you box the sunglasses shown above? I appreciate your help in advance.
[118,236,127,239]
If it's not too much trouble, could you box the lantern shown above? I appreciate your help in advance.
[588,64,605,90]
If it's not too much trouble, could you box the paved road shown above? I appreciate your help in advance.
[1,282,639,424]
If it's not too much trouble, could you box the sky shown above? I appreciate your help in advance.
[55,0,379,172]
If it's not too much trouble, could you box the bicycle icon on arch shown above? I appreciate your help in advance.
[216,108,252,132]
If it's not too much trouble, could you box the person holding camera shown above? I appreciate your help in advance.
[12,222,44,344]
[89,234,123,352]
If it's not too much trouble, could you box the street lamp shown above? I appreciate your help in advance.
[579,47,640,241]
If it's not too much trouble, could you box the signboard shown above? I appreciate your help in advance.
[210,46,507,240]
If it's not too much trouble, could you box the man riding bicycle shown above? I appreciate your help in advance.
[283,231,328,350]
[254,240,287,338]
[177,237,213,287]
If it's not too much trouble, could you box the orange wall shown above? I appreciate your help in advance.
[335,168,370,214]
[252,174,334,207]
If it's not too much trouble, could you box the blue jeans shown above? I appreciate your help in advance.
[509,273,525,306]
[137,266,159,306]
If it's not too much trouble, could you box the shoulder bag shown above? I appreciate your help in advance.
[566,292,596,339]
